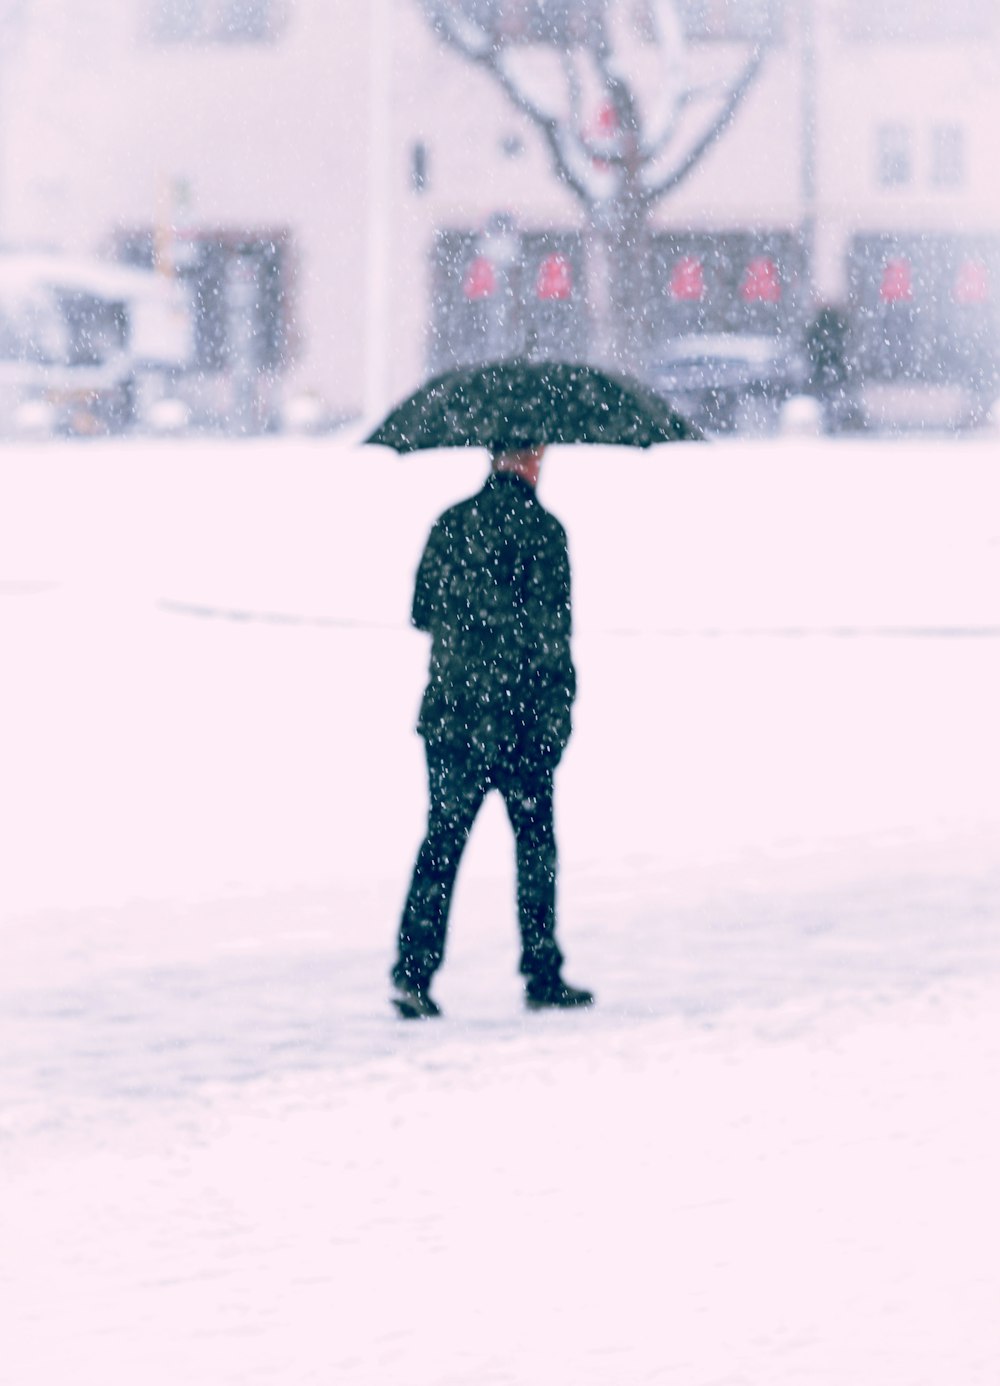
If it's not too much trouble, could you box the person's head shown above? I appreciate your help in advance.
[490,443,546,488]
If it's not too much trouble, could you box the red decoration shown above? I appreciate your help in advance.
[953,259,990,305]
[879,258,913,303]
[463,255,496,300]
[595,102,619,136]
[740,256,781,303]
[582,102,621,168]
[536,254,573,301]
[669,256,705,302]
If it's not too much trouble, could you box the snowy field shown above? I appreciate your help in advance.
[2,430,999,1384]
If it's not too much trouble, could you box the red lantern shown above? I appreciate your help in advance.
[953,258,990,305]
[463,255,496,300]
[740,256,781,303]
[880,258,913,302]
[536,254,573,301]
[669,256,705,302]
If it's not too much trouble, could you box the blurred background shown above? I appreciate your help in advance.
[0,0,997,441]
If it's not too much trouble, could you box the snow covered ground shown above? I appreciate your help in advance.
[2,431,999,1384]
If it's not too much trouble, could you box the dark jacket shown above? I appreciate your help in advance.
[413,471,576,764]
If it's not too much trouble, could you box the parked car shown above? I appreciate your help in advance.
[645,332,809,435]
[0,253,194,437]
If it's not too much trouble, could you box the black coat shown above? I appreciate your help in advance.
[412,472,576,764]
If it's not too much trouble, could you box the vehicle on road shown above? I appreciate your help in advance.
[0,253,193,437]
[644,331,809,436]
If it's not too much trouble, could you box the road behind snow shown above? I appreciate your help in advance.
[1,433,999,1384]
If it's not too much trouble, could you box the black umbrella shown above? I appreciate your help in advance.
[365,359,702,452]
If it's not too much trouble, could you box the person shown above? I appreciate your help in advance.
[391,443,594,1019]
[805,305,860,435]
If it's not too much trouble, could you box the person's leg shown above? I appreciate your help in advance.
[496,761,564,987]
[392,744,487,992]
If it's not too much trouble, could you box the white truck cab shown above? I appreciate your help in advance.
[0,254,194,437]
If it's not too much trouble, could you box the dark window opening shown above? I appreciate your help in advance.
[149,0,286,44]
[850,233,1000,387]
[930,125,965,188]
[451,0,606,47]
[842,0,994,40]
[411,142,429,193]
[116,228,290,374]
[876,124,912,188]
[429,228,588,372]
[60,294,129,366]
[679,0,784,41]
[650,231,806,343]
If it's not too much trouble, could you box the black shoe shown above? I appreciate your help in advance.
[525,978,595,1011]
[391,982,442,1020]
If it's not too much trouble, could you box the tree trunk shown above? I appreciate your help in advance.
[583,199,651,377]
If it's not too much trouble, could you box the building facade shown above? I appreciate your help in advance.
[1,0,997,427]
[1,0,375,427]
[398,0,1000,422]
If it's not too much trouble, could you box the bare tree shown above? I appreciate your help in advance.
[418,0,771,369]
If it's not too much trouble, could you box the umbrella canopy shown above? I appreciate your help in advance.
[365,359,702,452]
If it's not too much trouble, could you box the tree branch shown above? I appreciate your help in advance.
[418,0,495,61]
[418,0,601,204]
[490,51,596,204]
[640,43,767,205]
[641,75,736,163]
[416,1,770,214]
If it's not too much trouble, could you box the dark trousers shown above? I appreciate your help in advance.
[393,742,564,990]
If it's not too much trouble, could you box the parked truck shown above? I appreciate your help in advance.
[0,253,194,437]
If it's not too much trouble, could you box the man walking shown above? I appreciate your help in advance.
[391,444,594,1019]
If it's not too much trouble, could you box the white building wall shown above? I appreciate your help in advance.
[1,0,998,421]
[812,6,1000,299]
[1,0,375,418]
[395,1,1000,318]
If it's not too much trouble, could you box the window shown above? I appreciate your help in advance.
[841,0,994,41]
[850,233,1000,386]
[447,0,784,46]
[149,0,286,44]
[876,124,912,188]
[116,229,290,374]
[429,229,589,372]
[411,143,430,193]
[60,294,129,366]
[650,231,805,340]
[679,0,784,41]
[453,0,606,46]
[631,0,658,42]
[930,125,965,188]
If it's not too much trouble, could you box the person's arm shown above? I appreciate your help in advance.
[528,524,576,763]
[524,521,573,646]
[411,520,446,633]
[552,526,573,643]
[549,528,576,704]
